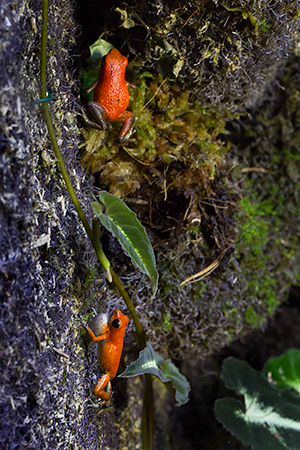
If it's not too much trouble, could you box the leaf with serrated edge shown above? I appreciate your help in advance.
[214,357,300,450]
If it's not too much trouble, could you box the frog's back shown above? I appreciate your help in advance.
[97,309,129,379]
[94,49,130,120]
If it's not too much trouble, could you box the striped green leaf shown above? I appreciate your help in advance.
[215,357,300,450]
[119,342,190,406]
[92,192,158,294]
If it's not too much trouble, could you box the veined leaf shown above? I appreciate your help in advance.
[120,342,168,381]
[92,192,158,294]
[160,358,191,406]
[264,349,300,394]
[120,342,190,406]
[214,357,300,450]
[86,39,113,64]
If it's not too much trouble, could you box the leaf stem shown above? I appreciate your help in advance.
[39,0,147,349]
[110,268,147,349]
[92,218,111,281]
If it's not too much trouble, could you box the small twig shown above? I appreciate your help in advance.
[53,347,70,359]
[180,258,220,286]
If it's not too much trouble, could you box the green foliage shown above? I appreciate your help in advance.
[120,342,190,406]
[162,311,173,331]
[215,357,300,450]
[264,349,300,394]
[259,18,271,32]
[235,194,280,322]
[81,40,113,96]
[86,39,113,64]
[244,305,258,325]
[234,62,300,331]
[92,192,158,294]
[81,39,234,197]
[237,196,270,257]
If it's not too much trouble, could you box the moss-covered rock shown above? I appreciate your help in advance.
[231,55,300,326]
[2,0,300,449]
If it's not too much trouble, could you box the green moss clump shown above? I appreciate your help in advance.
[244,305,258,325]
[234,194,280,320]
[81,71,234,197]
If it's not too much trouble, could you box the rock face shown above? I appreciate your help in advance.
[0,1,104,448]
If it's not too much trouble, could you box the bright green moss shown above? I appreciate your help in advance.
[81,70,235,197]
[244,305,258,325]
[235,193,280,321]
[233,62,300,324]
[162,311,173,331]
[196,282,206,297]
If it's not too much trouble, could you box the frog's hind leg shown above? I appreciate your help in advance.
[94,374,111,403]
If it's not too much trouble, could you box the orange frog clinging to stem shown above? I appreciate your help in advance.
[86,309,129,404]
[84,48,135,141]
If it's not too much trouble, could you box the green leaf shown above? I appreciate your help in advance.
[80,70,99,94]
[92,192,158,294]
[214,357,300,450]
[160,359,191,406]
[86,39,114,64]
[120,342,168,381]
[81,40,114,97]
[115,7,135,29]
[264,349,300,394]
[120,342,190,406]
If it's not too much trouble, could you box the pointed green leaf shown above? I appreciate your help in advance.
[92,192,158,294]
[214,357,300,450]
[119,342,168,381]
[119,342,190,406]
[160,359,190,406]
[87,39,113,64]
[264,349,300,394]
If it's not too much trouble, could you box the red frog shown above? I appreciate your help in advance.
[84,48,135,140]
[86,309,129,404]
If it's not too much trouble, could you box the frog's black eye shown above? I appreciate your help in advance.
[111,319,121,329]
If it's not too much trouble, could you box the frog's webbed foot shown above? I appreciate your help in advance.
[80,102,107,131]
[87,396,105,409]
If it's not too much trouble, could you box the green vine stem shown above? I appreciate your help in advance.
[91,218,112,281]
[39,1,154,448]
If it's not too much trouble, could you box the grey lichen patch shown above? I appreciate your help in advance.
[1,0,129,449]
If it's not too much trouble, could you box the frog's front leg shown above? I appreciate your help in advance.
[82,102,108,131]
[86,327,107,342]
[94,373,112,403]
